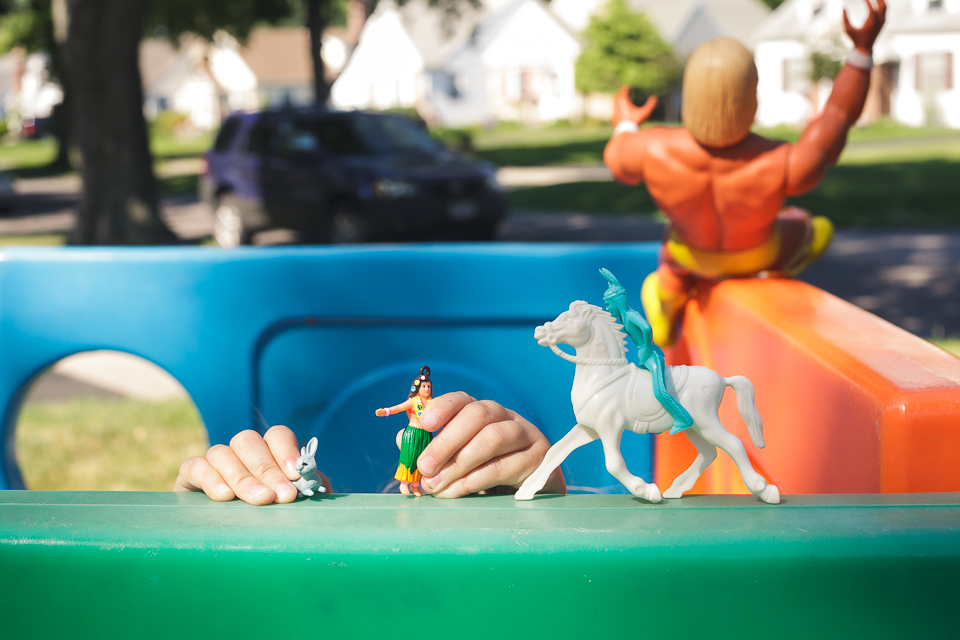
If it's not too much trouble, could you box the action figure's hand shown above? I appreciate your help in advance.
[413,392,566,498]
[611,86,657,127]
[173,425,332,505]
[843,0,886,52]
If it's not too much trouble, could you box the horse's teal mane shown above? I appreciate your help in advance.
[571,300,628,358]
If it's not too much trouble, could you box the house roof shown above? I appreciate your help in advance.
[552,0,770,53]
[140,37,210,97]
[386,0,489,67]
[754,0,960,45]
[239,28,313,86]
[626,0,771,51]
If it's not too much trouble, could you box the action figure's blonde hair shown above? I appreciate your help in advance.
[682,38,758,148]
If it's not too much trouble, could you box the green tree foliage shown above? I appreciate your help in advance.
[575,0,679,96]
[147,0,295,41]
[759,0,787,8]
[810,51,842,82]
[0,0,53,57]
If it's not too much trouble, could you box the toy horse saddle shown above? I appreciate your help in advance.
[625,364,689,431]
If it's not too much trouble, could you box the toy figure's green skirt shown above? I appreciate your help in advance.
[396,425,432,483]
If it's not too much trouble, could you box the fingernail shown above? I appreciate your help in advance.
[251,484,272,504]
[421,475,438,491]
[285,459,298,476]
[217,483,232,497]
[421,411,439,430]
[418,455,437,476]
[276,482,297,502]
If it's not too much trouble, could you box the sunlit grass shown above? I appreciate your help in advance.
[0,138,58,172]
[16,397,208,491]
[0,234,66,246]
[928,338,960,358]
[152,133,213,160]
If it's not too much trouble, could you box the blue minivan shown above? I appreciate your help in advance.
[200,108,507,246]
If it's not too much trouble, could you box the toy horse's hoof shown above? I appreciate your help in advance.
[514,483,536,501]
[759,484,780,504]
[640,483,662,503]
[662,485,684,499]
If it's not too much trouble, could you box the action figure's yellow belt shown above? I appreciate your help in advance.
[666,229,780,279]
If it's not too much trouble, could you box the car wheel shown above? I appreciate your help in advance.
[330,205,368,244]
[213,196,248,248]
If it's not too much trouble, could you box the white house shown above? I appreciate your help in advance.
[551,0,771,57]
[331,0,583,126]
[141,36,258,131]
[753,0,960,129]
[0,49,63,133]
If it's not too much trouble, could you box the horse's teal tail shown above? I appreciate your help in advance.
[723,376,764,448]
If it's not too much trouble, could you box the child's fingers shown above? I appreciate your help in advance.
[418,391,477,432]
[417,399,511,477]
[205,444,277,505]
[173,456,235,501]
[420,419,535,495]
[229,430,299,503]
[430,445,545,499]
[262,424,303,481]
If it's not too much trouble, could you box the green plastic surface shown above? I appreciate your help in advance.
[2,492,958,638]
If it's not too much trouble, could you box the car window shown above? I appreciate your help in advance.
[314,119,368,155]
[353,115,441,154]
[213,117,243,152]
[311,114,441,155]
[243,118,274,155]
[275,120,321,158]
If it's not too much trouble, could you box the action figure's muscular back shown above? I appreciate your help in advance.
[605,128,791,253]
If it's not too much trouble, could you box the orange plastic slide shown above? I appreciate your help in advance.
[658,278,960,495]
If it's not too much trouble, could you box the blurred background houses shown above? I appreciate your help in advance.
[0,0,954,134]
[754,0,960,129]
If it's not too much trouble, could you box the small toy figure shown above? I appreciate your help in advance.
[293,437,326,498]
[600,268,692,434]
[375,366,434,496]
[604,0,886,346]
[515,273,779,504]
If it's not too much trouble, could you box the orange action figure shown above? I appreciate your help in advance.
[605,0,886,346]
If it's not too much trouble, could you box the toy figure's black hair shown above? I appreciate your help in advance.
[408,366,432,398]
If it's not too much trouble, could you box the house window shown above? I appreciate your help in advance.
[156,97,168,112]
[783,58,810,94]
[521,68,537,100]
[928,0,943,10]
[915,52,954,93]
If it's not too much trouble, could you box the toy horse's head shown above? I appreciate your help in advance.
[535,301,595,349]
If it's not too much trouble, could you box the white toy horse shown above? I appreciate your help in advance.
[515,300,780,504]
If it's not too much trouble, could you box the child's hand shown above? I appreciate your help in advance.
[415,393,566,498]
[173,425,332,505]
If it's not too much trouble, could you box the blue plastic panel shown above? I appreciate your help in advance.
[0,244,658,492]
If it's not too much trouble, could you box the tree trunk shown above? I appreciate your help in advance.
[66,0,177,245]
[50,0,74,170]
[306,0,330,105]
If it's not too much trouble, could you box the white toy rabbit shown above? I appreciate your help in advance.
[293,437,326,498]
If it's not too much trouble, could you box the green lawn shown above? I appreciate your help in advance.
[929,338,960,358]
[0,133,212,179]
[0,234,66,246]
[500,122,960,229]
[16,397,208,491]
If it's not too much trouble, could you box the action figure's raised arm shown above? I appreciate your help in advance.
[603,89,658,185]
[787,0,886,195]
[376,398,413,417]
